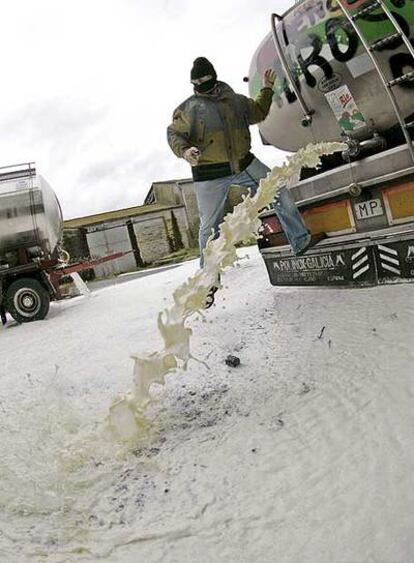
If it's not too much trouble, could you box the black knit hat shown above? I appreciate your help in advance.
[190,57,217,93]
[191,57,217,81]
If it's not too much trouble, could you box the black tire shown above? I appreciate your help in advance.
[4,277,50,323]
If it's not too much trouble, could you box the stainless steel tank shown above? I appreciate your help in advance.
[0,165,63,259]
[248,0,414,152]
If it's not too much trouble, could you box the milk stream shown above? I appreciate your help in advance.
[108,142,346,442]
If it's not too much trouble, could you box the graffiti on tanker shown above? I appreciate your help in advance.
[264,0,414,106]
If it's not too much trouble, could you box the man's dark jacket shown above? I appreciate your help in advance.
[167,82,273,180]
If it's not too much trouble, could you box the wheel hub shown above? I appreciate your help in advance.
[22,295,35,308]
[14,288,41,317]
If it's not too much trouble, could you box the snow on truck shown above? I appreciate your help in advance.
[250,0,414,286]
[0,163,127,324]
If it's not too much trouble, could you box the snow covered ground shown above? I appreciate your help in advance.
[0,246,413,563]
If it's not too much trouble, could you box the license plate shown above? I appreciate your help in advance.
[354,198,384,220]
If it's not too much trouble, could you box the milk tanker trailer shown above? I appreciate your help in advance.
[0,163,128,324]
[251,0,414,286]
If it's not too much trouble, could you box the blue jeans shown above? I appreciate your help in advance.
[193,157,309,266]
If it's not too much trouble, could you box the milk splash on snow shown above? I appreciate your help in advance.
[108,142,346,442]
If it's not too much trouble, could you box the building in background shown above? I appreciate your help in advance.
[145,178,199,244]
[63,182,194,278]
[63,178,247,279]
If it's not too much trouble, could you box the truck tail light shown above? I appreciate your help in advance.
[258,213,288,250]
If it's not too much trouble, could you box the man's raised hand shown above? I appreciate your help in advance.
[263,69,277,89]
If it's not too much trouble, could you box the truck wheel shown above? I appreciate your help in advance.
[4,278,50,323]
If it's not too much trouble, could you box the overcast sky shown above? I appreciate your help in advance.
[0,0,293,219]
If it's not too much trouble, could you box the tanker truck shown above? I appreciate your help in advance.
[250,0,414,286]
[0,163,128,324]
[0,163,66,324]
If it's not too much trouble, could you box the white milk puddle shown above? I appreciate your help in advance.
[108,142,345,442]
[0,142,345,560]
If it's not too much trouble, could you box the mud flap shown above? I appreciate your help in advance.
[0,280,5,325]
[262,237,414,287]
[375,240,414,283]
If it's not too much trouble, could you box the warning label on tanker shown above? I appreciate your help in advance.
[325,85,366,132]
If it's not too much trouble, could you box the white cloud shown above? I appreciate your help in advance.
[0,0,293,219]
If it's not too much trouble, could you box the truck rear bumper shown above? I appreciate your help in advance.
[260,224,414,287]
